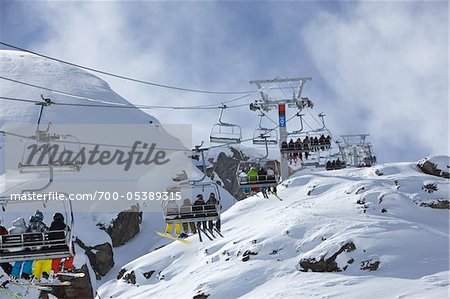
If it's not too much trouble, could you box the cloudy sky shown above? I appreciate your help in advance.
[0,1,448,163]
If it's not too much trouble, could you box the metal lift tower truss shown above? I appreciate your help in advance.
[249,77,314,181]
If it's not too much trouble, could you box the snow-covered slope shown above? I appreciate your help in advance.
[0,50,236,297]
[97,160,449,299]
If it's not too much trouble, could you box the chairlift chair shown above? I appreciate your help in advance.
[0,193,74,263]
[236,160,280,189]
[253,129,278,146]
[162,182,221,224]
[253,113,278,145]
[18,132,83,174]
[210,106,242,144]
[0,118,76,262]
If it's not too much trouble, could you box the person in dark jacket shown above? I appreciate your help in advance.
[336,158,342,169]
[206,193,221,232]
[0,220,7,235]
[193,194,207,230]
[27,210,51,279]
[288,139,295,149]
[257,167,269,198]
[0,220,12,276]
[49,213,74,273]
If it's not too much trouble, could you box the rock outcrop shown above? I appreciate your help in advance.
[211,147,247,200]
[417,157,449,179]
[106,207,142,247]
[48,265,94,299]
[75,238,114,279]
[298,242,356,272]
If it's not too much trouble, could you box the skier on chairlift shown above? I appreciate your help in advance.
[193,194,207,230]
[49,213,74,274]
[28,210,51,280]
[206,193,221,232]
[8,218,29,279]
[180,199,196,236]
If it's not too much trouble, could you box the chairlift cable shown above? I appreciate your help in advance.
[0,75,256,109]
[0,96,251,110]
[0,41,255,95]
[0,130,191,152]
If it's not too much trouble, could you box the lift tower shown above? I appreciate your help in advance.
[249,77,313,181]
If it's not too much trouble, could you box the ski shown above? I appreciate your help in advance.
[0,287,25,299]
[207,228,216,238]
[197,228,203,242]
[56,272,85,278]
[35,280,71,287]
[156,232,191,244]
[198,228,213,241]
[213,228,224,238]
[269,191,282,201]
[7,280,53,291]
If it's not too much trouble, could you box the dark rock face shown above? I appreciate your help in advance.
[193,293,210,299]
[48,264,94,299]
[298,242,356,272]
[122,271,136,285]
[105,207,142,247]
[75,238,114,278]
[360,260,380,271]
[210,146,281,200]
[420,200,450,210]
[242,250,258,262]
[418,160,449,179]
[211,147,248,200]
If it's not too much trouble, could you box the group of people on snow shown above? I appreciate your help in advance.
[238,166,277,198]
[0,210,73,281]
[165,192,221,238]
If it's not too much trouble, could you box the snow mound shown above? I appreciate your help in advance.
[97,161,449,299]
[0,50,157,126]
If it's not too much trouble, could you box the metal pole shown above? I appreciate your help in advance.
[278,103,289,180]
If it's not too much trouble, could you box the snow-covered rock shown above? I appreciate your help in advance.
[418,155,450,179]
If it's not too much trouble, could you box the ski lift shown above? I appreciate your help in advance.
[0,98,75,262]
[237,137,280,190]
[237,160,280,189]
[253,113,278,145]
[280,113,334,168]
[338,134,376,167]
[210,105,242,144]
[18,132,82,174]
[159,147,221,242]
[18,98,82,174]
[0,193,74,263]
[162,181,221,225]
[281,113,332,154]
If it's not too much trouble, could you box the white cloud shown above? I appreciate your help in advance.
[3,1,447,162]
[301,1,448,161]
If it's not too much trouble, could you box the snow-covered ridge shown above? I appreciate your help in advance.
[97,160,449,299]
[0,50,157,126]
